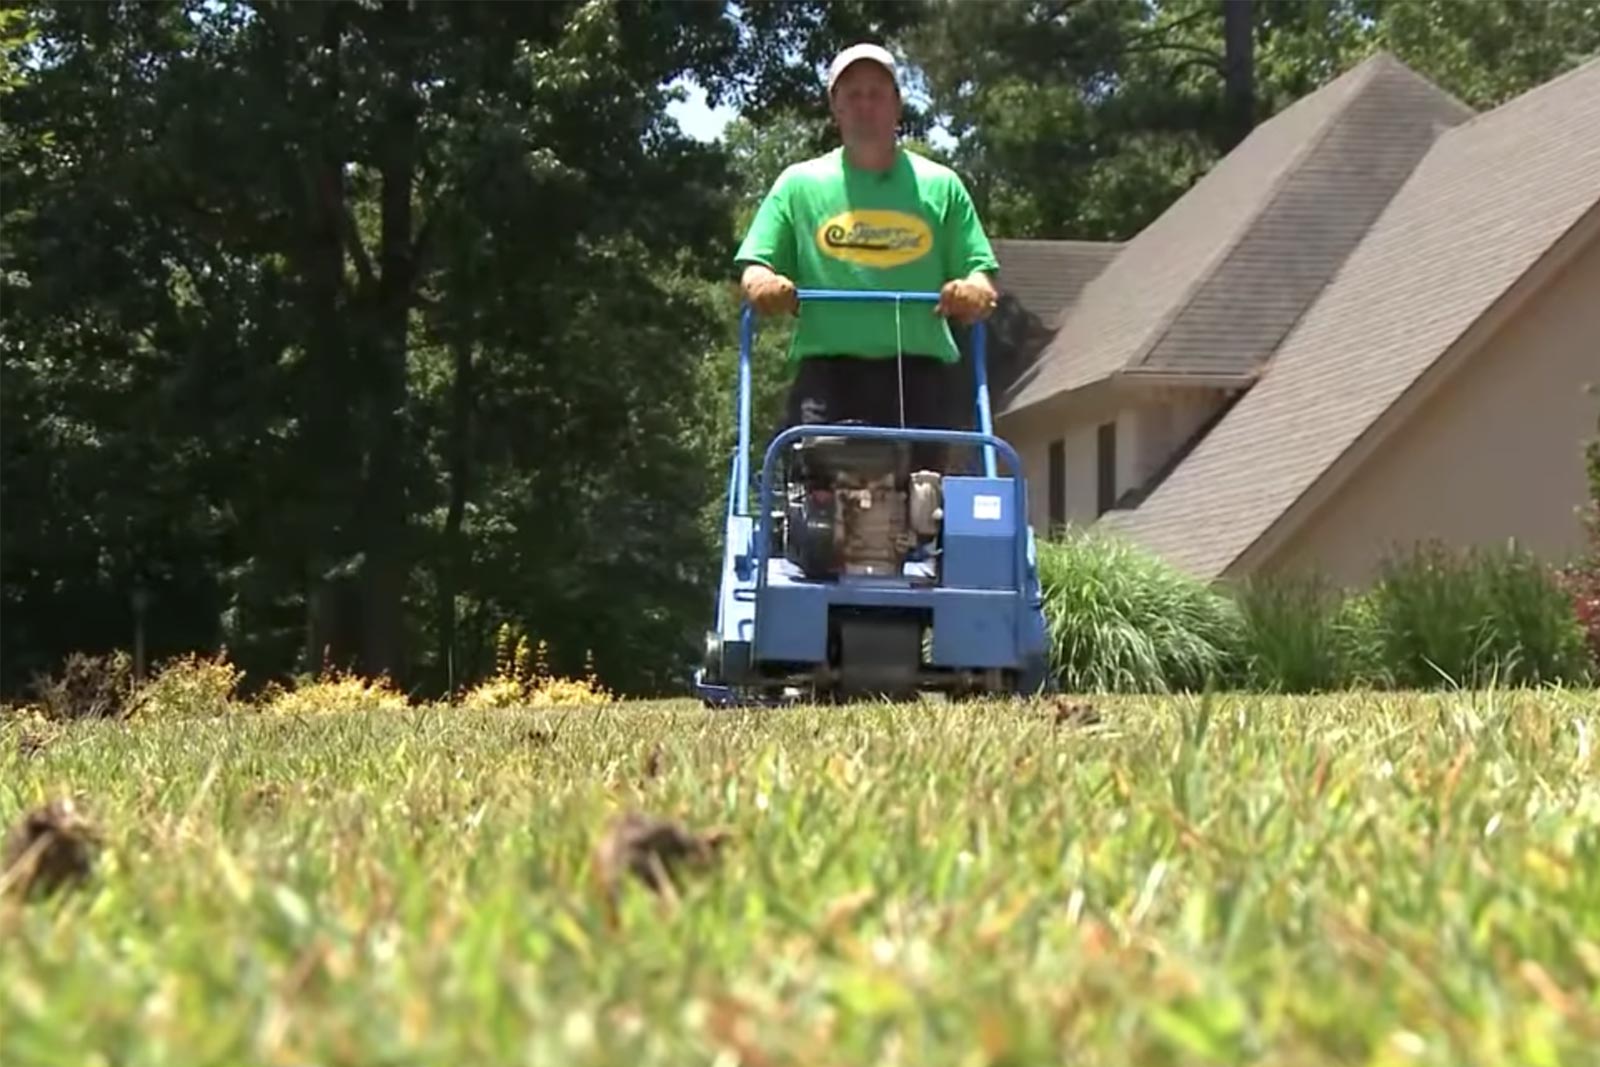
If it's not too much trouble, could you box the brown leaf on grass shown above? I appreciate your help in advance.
[1520,960,1600,1039]
[242,781,285,815]
[1079,918,1114,959]
[279,935,332,1000]
[978,1004,1013,1062]
[1048,699,1101,728]
[820,887,876,939]
[591,811,732,925]
[707,993,776,1067]
[2,796,100,901]
[1311,748,1331,799]
[17,730,55,760]
[1439,741,1475,808]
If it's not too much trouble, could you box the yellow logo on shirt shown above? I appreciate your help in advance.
[816,210,933,269]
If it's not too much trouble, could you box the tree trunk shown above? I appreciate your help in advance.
[282,3,359,676]
[358,24,421,683]
[438,317,474,696]
[1222,0,1255,151]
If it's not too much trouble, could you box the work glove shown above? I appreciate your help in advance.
[747,272,799,316]
[937,278,997,325]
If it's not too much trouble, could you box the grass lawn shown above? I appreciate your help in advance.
[4,690,1599,1066]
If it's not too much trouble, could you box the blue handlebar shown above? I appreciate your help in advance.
[792,288,940,302]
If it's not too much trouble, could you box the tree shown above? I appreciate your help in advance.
[903,0,1600,240]
[1,1,742,697]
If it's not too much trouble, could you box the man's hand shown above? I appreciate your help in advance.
[936,273,997,325]
[741,264,798,316]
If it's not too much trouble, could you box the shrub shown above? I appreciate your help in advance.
[259,667,411,716]
[1230,572,1369,692]
[1036,528,1240,694]
[28,651,138,721]
[1331,590,1391,690]
[129,651,248,720]
[457,624,612,709]
[1555,387,1600,671]
[1556,515,1600,674]
[1368,540,1590,688]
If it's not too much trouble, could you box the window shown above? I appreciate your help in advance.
[1048,440,1065,530]
[1097,421,1117,516]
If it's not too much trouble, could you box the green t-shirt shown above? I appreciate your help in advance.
[733,147,999,364]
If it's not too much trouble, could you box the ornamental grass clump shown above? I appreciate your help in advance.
[1036,528,1239,694]
[1367,540,1590,688]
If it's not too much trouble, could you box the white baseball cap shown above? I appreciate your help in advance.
[826,42,900,95]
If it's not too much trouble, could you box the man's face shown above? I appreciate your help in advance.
[829,61,900,143]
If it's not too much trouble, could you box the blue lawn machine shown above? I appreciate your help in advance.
[693,288,1053,704]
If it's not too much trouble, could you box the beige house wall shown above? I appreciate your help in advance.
[1006,386,1230,534]
[1014,418,1101,531]
[1127,391,1229,491]
[1259,236,1600,585]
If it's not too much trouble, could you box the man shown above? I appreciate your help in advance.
[733,42,999,472]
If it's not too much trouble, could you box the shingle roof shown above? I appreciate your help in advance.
[1001,52,1473,413]
[1101,55,1600,578]
[990,238,1121,327]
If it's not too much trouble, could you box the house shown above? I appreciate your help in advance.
[989,51,1600,586]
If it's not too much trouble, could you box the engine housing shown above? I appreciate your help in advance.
[782,434,943,579]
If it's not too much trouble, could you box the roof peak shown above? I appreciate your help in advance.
[1002,45,1476,412]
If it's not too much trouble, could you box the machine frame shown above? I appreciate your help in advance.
[693,288,1052,704]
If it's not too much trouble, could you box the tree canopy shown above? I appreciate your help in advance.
[3,0,1593,699]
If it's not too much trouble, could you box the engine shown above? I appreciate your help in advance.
[782,434,944,579]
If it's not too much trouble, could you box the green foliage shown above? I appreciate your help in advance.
[903,0,1600,239]
[1371,0,1600,110]
[1230,573,1363,693]
[1038,536,1588,695]
[1562,388,1600,669]
[1036,529,1240,694]
[1329,590,1391,690]
[1367,540,1593,689]
[0,1,753,700]
[4,0,1595,703]
[5,691,1600,1063]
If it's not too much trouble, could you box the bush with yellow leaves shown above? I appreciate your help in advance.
[259,667,411,716]
[129,651,249,720]
[458,624,611,709]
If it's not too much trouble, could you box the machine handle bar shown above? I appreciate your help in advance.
[731,287,1000,517]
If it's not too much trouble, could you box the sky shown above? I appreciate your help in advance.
[665,79,739,143]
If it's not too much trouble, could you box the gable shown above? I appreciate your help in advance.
[1001,52,1472,414]
[1100,57,1600,579]
[1258,235,1600,584]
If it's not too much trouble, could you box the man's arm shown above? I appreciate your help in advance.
[735,171,800,316]
[937,175,1000,324]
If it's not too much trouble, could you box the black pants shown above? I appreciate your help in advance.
[784,354,972,473]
